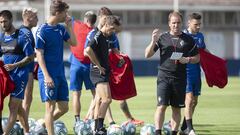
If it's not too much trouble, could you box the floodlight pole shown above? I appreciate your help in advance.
[173,0,179,11]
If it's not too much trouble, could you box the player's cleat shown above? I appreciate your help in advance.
[179,129,187,135]
[179,129,197,135]
[188,129,197,135]
[95,127,107,135]
[130,119,144,126]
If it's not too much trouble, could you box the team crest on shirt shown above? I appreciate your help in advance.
[198,38,202,44]
[180,40,184,46]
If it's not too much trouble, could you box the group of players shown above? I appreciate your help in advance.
[0,0,208,135]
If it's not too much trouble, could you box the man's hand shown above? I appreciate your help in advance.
[98,66,106,75]
[179,57,190,64]
[4,64,16,71]
[44,75,55,88]
[152,29,160,43]
[65,15,72,27]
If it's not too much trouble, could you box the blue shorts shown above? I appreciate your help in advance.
[10,72,28,99]
[38,76,69,102]
[186,78,201,96]
[69,63,94,91]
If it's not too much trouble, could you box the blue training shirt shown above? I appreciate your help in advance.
[0,30,34,78]
[35,23,70,77]
[19,25,35,72]
[184,29,206,81]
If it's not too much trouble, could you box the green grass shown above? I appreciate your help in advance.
[2,77,240,135]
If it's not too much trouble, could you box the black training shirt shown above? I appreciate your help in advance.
[154,32,198,78]
[87,29,114,73]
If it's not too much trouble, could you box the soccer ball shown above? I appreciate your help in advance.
[107,124,124,135]
[74,120,92,135]
[54,120,68,135]
[28,118,36,132]
[30,119,46,134]
[1,117,8,130]
[121,121,136,135]
[162,121,171,135]
[12,122,23,135]
[140,124,155,135]
[1,117,23,135]
[85,119,95,131]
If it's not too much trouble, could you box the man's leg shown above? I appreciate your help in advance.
[119,100,144,125]
[171,107,181,135]
[53,101,69,121]
[22,73,34,118]
[105,107,115,125]
[85,89,96,120]
[119,100,132,120]
[184,92,194,131]
[3,97,21,135]
[72,91,81,122]
[45,101,56,135]
[18,105,30,134]
[181,94,199,135]
[95,82,112,132]
[93,94,101,131]
[154,105,167,135]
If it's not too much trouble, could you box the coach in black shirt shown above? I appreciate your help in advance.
[145,11,200,135]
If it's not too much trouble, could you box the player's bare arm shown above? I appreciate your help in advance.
[145,29,160,58]
[35,48,55,88]
[84,46,106,75]
[65,15,77,46]
[3,54,34,71]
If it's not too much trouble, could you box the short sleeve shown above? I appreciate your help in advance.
[108,33,120,49]
[85,29,96,48]
[35,25,46,49]
[61,25,70,42]
[188,38,198,56]
[200,33,206,49]
[87,31,102,51]
[18,33,34,56]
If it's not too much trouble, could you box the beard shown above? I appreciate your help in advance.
[3,25,12,33]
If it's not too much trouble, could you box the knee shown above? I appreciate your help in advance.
[193,99,198,107]
[157,105,167,112]
[102,97,112,105]
[185,97,194,107]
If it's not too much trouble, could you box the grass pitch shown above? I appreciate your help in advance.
[2,77,240,135]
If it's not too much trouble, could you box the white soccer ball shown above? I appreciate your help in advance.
[30,120,46,134]
[107,124,124,135]
[28,118,36,132]
[85,119,95,132]
[162,121,171,135]
[1,117,23,135]
[140,124,155,135]
[1,117,8,130]
[121,121,136,135]
[54,120,68,135]
[74,120,92,135]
